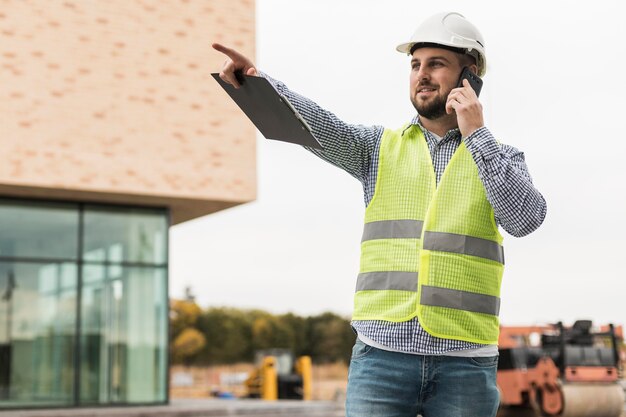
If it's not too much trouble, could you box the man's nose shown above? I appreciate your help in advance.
[416,67,430,82]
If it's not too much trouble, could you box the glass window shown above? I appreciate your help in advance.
[0,200,79,261]
[83,206,167,265]
[0,261,77,407]
[0,200,169,409]
[80,265,167,404]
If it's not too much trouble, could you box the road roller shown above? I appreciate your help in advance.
[497,320,625,417]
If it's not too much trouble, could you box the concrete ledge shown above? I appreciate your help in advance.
[0,399,345,417]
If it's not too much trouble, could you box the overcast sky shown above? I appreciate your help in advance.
[170,0,626,327]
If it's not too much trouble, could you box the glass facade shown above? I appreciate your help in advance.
[0,199,168,408]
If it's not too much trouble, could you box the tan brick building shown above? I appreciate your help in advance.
[0,0,256,408]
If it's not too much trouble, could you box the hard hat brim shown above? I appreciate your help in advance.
[396,42,413,54]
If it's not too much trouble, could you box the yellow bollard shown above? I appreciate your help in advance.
[261,356,278,400]
[295,355,312,400]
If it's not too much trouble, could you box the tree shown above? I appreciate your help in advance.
[172,328,206,365]
[195,308,253,364]
[277,313,308,357]
[169,299,202,341]
[249,310,295,352]
[168,302,355,366]
[308,312,354,364]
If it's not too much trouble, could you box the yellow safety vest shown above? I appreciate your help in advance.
[353,125,504,344]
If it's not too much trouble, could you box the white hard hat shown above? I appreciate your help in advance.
[396,12,487,77]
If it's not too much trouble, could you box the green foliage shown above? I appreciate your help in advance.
[250,310,296,351]
[277,313,308,357]
[307,312,355,364]
[195,307,253,365]
[169,301,355,366]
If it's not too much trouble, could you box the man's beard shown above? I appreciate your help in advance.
[411,89,449,120]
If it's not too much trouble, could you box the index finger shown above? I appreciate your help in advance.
[449,80,475,101]
[212,43,245,61]
[461,79,478,99]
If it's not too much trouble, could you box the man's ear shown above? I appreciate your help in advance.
[469,64,479,76]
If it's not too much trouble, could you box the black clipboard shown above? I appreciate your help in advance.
[212,73,323,149]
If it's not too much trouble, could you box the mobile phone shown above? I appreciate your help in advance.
[456,67,483,97]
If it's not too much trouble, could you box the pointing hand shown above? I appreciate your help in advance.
[212,43,258,89]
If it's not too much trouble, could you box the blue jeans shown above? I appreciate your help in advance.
[345,339,500,417]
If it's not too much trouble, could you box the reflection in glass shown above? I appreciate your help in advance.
[0,262,77,407]
[83,207,167,265]
[80,265,167,404]
[0,200,78,261]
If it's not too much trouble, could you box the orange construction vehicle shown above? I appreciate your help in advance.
[497,320,625,417]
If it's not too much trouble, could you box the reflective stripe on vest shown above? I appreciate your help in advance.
[420,285,501,316]
[361,220,424,242]
[356,271,417,291]
[422,231,504,264]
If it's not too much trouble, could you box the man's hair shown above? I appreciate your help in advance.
[458,53,477,68]
[410,42,477,69]
[409,42,464,55]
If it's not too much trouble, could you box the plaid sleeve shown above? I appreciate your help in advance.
[464,127,547,237]
[259,72,383,184]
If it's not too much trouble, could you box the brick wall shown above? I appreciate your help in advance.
[0,0,256,223]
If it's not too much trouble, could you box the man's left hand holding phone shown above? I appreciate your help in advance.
[446,67,485,138]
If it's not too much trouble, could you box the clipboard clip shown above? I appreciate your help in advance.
[278,94,313,134]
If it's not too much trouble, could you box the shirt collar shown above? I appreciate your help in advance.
[406,115,461,142]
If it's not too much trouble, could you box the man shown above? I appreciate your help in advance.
[214,11,546,417]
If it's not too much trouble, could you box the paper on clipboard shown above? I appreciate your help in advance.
[212,73,323,149]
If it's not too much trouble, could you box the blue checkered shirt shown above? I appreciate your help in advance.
[260,73,547,354]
